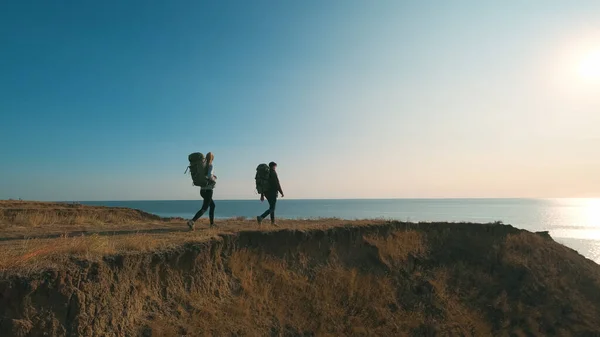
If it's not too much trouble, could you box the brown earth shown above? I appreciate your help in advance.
[0,200,180,239]
[1,201,600,336]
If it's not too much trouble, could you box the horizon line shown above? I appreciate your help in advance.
[13,196,597,203]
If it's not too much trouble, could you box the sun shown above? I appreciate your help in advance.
[578,49,600,80]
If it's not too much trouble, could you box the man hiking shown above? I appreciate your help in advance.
[256,161,284,225]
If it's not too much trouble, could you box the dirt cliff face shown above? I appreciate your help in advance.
[1,222,600,336]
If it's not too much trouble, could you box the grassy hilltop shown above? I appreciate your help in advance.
[1,201,600,336]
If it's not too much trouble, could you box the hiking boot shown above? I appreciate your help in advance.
[256,216,262,225]
[271,221,278,227]
[187,220,195,231]
[209,223,216,228]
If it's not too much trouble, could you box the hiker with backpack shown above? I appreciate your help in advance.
[185,152,217,230]
[256,161,284,225]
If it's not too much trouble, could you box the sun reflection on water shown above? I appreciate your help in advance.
[549,199,600,264]
[583,199,600,229]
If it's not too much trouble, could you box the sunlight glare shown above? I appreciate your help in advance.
[546,33,600,98]
[578,49,600,80]
[549,199,600,242]
[584,198,600,229]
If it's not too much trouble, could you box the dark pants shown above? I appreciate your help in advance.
[193,189,215,223]
[259,192,277,222]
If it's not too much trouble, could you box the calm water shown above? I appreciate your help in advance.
[80,198,600,264]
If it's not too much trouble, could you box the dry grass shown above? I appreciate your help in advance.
[364,230,428,265]
[0,231,219,274]
[0,203,390,276]
[132,248,428,336]
[223,250,407,335]
[428,269,493,335]
[503,232,548,268]
[128,234,496,336]
[0,210,171,227]
[0,201,386,239]
[0,201,388,274]
[0,201,182,240]
[3,201,600,336]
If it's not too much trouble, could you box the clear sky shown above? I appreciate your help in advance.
[1,1,599,201]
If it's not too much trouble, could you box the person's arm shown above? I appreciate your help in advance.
[206,165,216,181]
[275,174,284,197]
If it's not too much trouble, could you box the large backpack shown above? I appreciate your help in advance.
[186,152,208,187]
[255,163,270,194]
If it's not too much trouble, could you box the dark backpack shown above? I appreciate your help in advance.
[255,163,270,194]
[186,152,208,187]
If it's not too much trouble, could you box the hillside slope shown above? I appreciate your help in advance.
[1,220,600,336]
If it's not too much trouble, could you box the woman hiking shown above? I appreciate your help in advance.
[187,152,217,230]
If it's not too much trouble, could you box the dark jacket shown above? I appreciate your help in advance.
[267,170,283,196]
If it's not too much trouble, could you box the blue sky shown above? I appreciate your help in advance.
[1,1,599,200]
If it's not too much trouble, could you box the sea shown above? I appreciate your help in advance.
[80,198,600,265]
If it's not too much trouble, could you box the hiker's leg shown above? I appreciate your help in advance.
[209,200,215,224]
[192,208,204,222]
[259,193,276,219]
[200,189,212,212]
[271,196,277,222]
[208,191,215,224]
[269,195,277,222]
[259,207,270,219]
[193,190,210,221]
